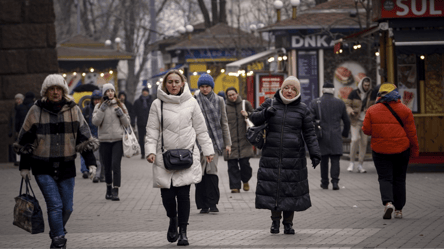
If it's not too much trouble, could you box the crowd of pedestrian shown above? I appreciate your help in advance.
[12,72,419,248]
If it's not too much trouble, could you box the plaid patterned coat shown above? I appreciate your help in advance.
[14,100,99,180]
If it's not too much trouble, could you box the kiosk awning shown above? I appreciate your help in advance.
[394,30,444,54]
[225,49,282,73]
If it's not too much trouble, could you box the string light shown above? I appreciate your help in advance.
[278,57,283,61]
[90,68,94,72]
[207,70,211,73]
[220,69,225,73]
[109,70,113,74]
[179,69,184,74]
[283,55,288,60]
[62,73,67,77]
[100,73,104,77]
[193,72,197,76]
[82,73,86,76]
[420,55,425,60]
[375,51,380,56]
[73,72,77,76]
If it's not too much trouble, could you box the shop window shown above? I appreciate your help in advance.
[424,54,444,114]
[397,54,418,112]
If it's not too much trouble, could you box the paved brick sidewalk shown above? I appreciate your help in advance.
[0,156,443,248]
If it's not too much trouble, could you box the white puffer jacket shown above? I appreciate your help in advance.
[92,101,130,142]
[145,84,214,189]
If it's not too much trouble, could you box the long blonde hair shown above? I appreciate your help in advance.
[162,70,186,95]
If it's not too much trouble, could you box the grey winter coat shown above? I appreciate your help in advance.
[309,93,351,156]
[223,95,254,161]
[92,101,130,142]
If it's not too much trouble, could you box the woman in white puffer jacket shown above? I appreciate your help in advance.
[145,70,214,246]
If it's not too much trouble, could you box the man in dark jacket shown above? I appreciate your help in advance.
[118,91,135,127]
[133,87,154,159]
[309,82,350,190]
[23,91,35,112]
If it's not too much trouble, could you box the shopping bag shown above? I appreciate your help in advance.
[13,178,45,234]
[123,126,141,158]
[242,100,254,129]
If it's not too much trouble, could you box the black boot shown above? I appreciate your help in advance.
[270,220,280,234]
[283,223,295,234]
[50,235,67,248]
[177,225,189,246]
[105,185,112,200]
[167,217,179,243]
[112,187,120,201]
[332,182,340,190]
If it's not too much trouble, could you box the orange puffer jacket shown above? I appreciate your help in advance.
[362,100,419,157]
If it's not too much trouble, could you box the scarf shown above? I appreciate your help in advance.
[279,90,300,105]
[196,91,224,153]
[142,95,150,109]
[43,98,67,113]
[376,89,401,104]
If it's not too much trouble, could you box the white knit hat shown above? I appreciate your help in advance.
[281,76,301,94]
[102,83,116,95]
[40,74,70,97]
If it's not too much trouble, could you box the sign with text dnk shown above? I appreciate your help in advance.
[291,35,335,49]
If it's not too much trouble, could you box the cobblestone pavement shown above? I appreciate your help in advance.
[0,155,443,248]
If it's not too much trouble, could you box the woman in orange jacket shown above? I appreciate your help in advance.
[362,82,419,220]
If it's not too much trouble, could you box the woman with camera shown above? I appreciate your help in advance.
[92,83,130,201]
[249,76,321,234]
[145,70,214,246]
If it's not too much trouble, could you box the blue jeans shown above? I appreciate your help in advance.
[35,175,75,238]
[80,156,88,173]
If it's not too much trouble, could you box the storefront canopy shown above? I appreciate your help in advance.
[394,30,444,54]
[225,48,282,73]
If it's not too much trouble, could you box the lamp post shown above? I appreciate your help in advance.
[273,1,283,23]
[291,0,300,19]
[185,25,194,40]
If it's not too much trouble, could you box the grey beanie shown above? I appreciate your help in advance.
[102,83,116,95]
[15,93,25,101]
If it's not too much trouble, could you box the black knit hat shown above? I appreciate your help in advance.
[323,82,334,88]
[142,87,150,93]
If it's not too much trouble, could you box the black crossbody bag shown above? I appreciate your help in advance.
[160,101,194,171]
[382,102,404,127]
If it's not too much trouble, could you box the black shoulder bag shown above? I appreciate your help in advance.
[314,98,323,139]
[160,101,194,171]
[246,98,274,149]
[13,177,45,234]
[383,102,404,127]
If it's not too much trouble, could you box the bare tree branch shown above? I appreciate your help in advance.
[197,0,211,28]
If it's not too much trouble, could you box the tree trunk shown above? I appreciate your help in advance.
[219,0,227,24]
[197,0,211,28]
[211,0,218,26]
[80,0,92,37]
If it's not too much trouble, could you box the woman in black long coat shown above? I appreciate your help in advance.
[250,76,321,235]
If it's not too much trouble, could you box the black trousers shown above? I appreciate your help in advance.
[137,125,146,157]
[160,184,190,226]
[195,172,220,209]
[99,141,123,187]
[271,211,294,225]
[373,149,410,210]
[320,155,340,186]
[227,158,252,189]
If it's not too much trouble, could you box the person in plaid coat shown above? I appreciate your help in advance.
[14,74,99,248]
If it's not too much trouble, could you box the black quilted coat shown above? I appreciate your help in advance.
[250,90,321,212]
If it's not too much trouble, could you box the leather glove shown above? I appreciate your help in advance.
[264,107,277,119]
[115,108,124,117]
[19,143,35,155]
[20,169,31,180]
[311,157,321,169]
[100,101,110,111]
[88,166,97,179]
